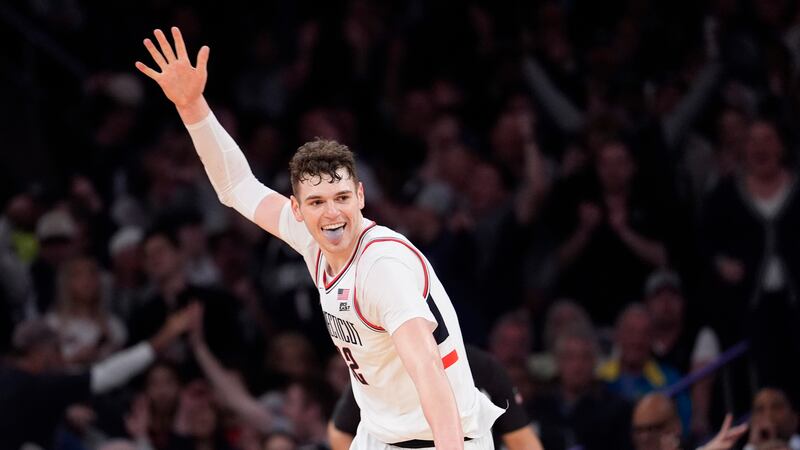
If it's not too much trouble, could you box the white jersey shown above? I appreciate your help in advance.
[278,203,504,444]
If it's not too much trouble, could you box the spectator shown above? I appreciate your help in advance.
[744,388,800,450]
[553,141,668,325]
[487,312,532,369]
[597,304,691,431]
[30,209,80,313]
[45,255,127,367]
[141,362,183,450]
[107,226,147,322]
[530,299,594,381]
[0,306,195,450]
[644,269,720,436]
[127,225,243,366]
[702,119,800,405]
[531,325,632,450]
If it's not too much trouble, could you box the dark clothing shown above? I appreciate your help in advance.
[529,383,633,450]
[128,284,243,366]
[332,345,530,445]
[0,364,91,449]
[701,175,800,407]
[548,173,669,325]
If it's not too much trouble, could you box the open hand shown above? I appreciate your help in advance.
[135,27,209,109]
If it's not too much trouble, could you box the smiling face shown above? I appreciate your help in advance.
[290,169,365,260]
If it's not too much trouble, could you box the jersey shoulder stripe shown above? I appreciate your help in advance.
[352,236,431,333]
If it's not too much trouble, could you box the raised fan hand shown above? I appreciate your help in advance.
[135,27,209,109]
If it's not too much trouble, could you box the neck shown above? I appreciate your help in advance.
[621,359,646,374]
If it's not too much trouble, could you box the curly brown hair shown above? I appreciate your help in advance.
[289,138,359,195]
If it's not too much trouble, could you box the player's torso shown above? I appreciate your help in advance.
[314,223,403,390]
[305,223,499,442]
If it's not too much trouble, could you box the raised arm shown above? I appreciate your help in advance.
[135,27,289,238]
[188,307,273,433]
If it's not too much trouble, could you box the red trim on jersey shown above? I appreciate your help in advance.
[360,238,430,298]
[441,349,458,369]
[353,288,386,332]
[322,222,377,291]
[314,250,322,286]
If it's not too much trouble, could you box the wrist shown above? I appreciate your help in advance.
[177,97,210,125]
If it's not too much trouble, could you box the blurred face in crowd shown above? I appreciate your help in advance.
[745,121,784,179]
[596,142,635,195]
[145,364,180,414]
[753,388,798,441]
[616,308,653,372]
[268,333,317,379]
[283,383,321,440]
[544,301,592,351]
[112,244,143,275]
[144,234,184,283]
[645,288,684,331]
[178,222,208,260]
[64,257,101,307]
[188,399,218,439]
[718,108,748,152]
[631,394,682,450]
[291,168,365,262]
[426,115,461,151]
[555,335,596,394]
[489,320,530,366]
[468,163,507,216]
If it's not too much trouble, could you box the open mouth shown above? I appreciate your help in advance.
[321,222,346,243]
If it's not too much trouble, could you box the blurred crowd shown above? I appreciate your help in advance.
[3,0,800,449]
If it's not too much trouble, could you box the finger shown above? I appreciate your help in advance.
[154,28,177,62]
[143,38,167,69]
[719,413,732,432]
[726,423,749,439]
[134,61,160,80]
[196,45,210,74]
[171,26,189,60]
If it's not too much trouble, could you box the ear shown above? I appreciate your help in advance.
[290,195,304,222]
[357,182,365,210]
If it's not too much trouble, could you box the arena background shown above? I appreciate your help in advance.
[1,1,800,449]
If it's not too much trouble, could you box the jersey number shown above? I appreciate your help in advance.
[340,346,368,385]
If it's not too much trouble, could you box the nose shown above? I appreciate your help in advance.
[323,200,339,217]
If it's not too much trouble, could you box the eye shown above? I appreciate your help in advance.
[336,195,350,202]
[310,200,323,206]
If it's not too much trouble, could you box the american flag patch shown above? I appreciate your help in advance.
[337,288,350,301]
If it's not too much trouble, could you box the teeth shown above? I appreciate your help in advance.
[322,223,345,230]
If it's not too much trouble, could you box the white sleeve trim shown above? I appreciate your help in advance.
[90,342,155,394]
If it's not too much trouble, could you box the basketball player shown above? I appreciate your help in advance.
[135,27,504,450]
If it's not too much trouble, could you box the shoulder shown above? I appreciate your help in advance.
[358,228,426,274]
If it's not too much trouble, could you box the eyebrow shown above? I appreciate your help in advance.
[304,190,353,202]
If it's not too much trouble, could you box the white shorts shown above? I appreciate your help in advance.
[350,430,495,450]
